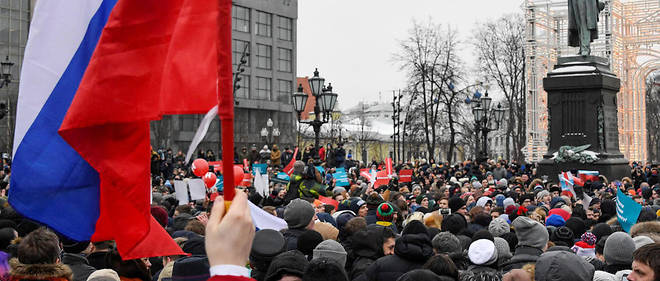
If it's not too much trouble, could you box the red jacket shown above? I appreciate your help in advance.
[208,276,254,281]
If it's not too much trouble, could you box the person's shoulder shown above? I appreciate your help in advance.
[207,276,255,281]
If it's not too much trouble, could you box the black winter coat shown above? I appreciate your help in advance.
[62,253,96,281]
[357,233,434,281]
[348,228,384,280]
[281,228,305,251]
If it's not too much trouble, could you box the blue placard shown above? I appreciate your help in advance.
[252,163,268,175]
[616,189,642,233]
[276,172,290,181]
[316,166,325,175]
[333,167,349,187]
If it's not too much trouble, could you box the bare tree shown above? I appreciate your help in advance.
[646,72,660,162]
[472,13,526,162]
[395,19,463,162]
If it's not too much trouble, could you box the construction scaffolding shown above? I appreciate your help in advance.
[524,0,660,163]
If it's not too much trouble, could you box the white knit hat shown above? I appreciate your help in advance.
[468,239,498,265]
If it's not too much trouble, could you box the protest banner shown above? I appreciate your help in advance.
[616,188,642,232]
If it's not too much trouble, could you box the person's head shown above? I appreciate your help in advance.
[108,250,151,281]
[265,250,308,281]
[284,199,316,230]
[302,257,348,281]
[17,227,61,264]
[512,216,549,250]
[381,228,396,256]
[432,232,461,255]
[604,231,635,266]
[628,243,660,281]
[438,198,449,209]
[423,254,459,280]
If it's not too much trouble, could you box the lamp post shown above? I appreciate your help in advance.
[292,68,338,162]
[260,118,280,147]
[0,56,13,153]
[465,90,505,163]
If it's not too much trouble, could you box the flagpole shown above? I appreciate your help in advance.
[218,0,235,202]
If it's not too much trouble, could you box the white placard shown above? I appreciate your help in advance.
[188,178,207,201]
[173,180,189,205]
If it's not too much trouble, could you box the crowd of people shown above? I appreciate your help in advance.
[0,145,659,281]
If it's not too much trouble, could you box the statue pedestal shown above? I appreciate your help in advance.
[537,56,629,182]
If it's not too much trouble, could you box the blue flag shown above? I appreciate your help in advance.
[616,189,642,233]
[333,167,350,187]
[276,172,290,181]
[252,163,268,175]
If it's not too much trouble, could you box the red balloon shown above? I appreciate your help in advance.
[203,172,217,188]
[234,165,245,186]
[192,158,209,177]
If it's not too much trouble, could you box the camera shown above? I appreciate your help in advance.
[440,208,451,215]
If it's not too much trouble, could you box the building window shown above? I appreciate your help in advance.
[256,44,271,69]
[236,75,250,99]
[232,40,250,66]
[256,77,271,100]
[255,10,272,37]
[278,79,292,103]
[278,48,292,72]
[278,16,293,41]
[232,5,250,33]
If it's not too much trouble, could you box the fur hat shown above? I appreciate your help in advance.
[284,199,315,229]
[488,217,510,237]
[296,230,323,257]
[265,250,309,281]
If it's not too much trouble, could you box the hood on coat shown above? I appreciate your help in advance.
[10,258,73,281]
[394,233,433,263]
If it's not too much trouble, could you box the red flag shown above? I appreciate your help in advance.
[385,158,393,177]
[59,0,229,259]
[374,170,390,188]
[283,148,299,176]
[360,168,372,182]
[399,169,413,183]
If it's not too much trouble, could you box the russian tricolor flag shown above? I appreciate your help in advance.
[10,0,231,259]
[577,170,599,182]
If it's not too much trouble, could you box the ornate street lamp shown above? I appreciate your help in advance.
[261,118,279,146]
[466,88,507,163]
[293,68,339,162]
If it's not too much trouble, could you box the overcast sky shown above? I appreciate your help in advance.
[297,1,524,110]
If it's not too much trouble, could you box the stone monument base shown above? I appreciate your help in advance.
[536,56,630,183]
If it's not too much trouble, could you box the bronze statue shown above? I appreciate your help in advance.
[568,0,605,56]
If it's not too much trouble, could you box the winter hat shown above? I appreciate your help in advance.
[348,197,366,215]
[403,220,428,235]
[151,206,169,228]
[633,235,654,249]
[603,232,635,266]
[503,198,516,209]
[534,251,595,281]
[495,194,506,207]
[297,230,324,257]
[571,232,597,257]
[591,223,613,241]
[493,237,512,262]
[442,213,467,235]
[536,190,550,202]
[366,193,384,210]
[472,182,483,189]
[448,197,466,213]
[182,236,206,255]
[284,199,315,229]
[376,203,394,222]
[505,205,517,215]
[87,269,120,281]
[265,250,309,281]
[476,196,493,208]
[172,256,210,281]
[548,208,571,222]
[550,197,566,209]
[303,257,349,281]
[431,232,461,254]
[250,229,287,268]
[488,217,510,237]
[312,240,347,267]
[313,222,339,241]
[565,217,587,240]
[293,161,306,174]
[551,226,575,247]
[497,179,508,189]
[468,239,498,265]
[545,214,565,227]
[512,216,549,249]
